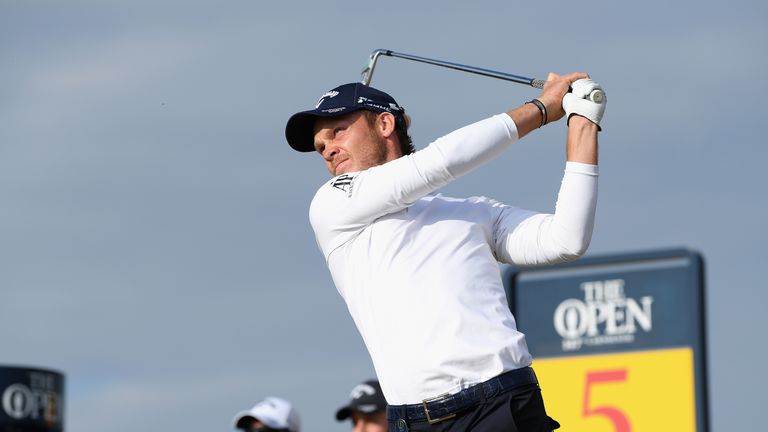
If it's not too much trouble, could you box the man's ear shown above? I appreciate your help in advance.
[377,112,397,139]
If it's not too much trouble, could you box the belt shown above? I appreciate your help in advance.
[386,367,539,425]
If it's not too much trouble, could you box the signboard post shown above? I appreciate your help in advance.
[504,248,708,432]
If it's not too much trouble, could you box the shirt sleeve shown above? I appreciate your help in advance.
[310,114,520,259]
[493,161,599,265]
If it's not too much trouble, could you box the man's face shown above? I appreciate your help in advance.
[313,111,395,176]
[350,411,387,432]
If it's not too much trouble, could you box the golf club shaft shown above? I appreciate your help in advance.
[361,49,546,89]
[361,49,605,103]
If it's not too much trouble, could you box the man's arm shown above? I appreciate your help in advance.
[493,74,605,265]
[566,116,598,164]
[494,161,598,265]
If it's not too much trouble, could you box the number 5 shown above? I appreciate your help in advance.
[583,369,632,432]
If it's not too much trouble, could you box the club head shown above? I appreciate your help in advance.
[361,49,390,86]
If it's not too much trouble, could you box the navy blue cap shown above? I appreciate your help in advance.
[335,380,387,421]
[285,82,405,152]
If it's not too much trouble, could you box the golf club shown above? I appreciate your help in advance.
[361,49,604,103]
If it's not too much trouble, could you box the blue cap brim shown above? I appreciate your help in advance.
[285,107,363,152]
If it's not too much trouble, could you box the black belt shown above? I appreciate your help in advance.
[386,367,539,425]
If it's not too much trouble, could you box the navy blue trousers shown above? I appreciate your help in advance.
[387,384,559,432]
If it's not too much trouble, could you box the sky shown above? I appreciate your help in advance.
[1,0,766,431]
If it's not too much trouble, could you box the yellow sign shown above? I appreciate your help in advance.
[533,347,696,432]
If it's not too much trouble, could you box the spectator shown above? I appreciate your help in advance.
[233,396,301,432]
[336,380,387,432]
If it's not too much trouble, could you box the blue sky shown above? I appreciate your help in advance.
[1,1,766,431]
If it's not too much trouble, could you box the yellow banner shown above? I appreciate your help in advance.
[533,347,696,432]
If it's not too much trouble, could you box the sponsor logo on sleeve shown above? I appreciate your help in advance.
[330,174,355,197]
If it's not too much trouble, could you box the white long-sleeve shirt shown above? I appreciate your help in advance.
[309,113,598,404]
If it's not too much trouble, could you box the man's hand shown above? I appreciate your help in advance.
[506,72,600,139]
[537,72,589,123]
[563,78,607,128]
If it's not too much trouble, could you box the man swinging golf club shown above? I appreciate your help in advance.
[285,70,606,431]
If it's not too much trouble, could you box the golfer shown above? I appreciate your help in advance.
[285,72,605,432]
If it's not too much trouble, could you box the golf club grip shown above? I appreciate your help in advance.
[534,79,606,103]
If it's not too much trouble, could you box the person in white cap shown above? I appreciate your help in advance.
[232,396,301,432]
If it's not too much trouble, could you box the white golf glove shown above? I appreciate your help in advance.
[562,78,606,129]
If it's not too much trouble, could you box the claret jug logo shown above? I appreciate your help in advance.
[553,278,654,351]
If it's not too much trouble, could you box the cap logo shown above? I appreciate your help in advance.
[322,107,346,114]
[357,96,401,113]
[316,90,340,108]
[350,383,376,399]
[357,404,378,413]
